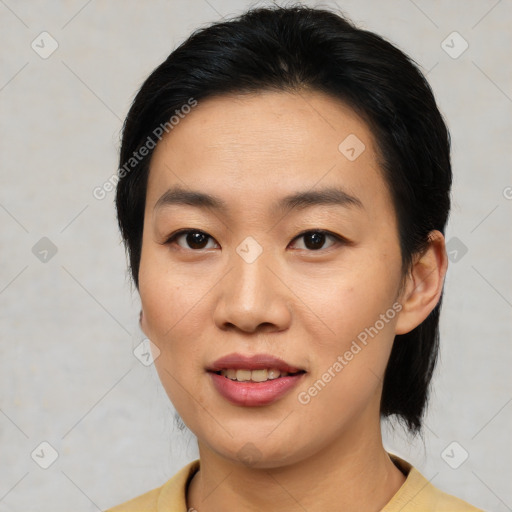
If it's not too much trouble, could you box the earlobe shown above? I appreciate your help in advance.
[395,230,448,335]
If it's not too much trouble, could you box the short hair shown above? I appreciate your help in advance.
[115,4,452,435]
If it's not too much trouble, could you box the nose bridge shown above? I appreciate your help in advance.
[214,236,291,332]
[231,236,275,308]
[234,240,270,300]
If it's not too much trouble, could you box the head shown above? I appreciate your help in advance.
[115,5,450,465]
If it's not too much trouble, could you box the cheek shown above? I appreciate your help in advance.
[297,246,401,402]
[141,274,210,419]
[140,280,204,365]
[297,315,397,435]
[138,248,213,393]
[139,248,202,339]
[301,248,401,348]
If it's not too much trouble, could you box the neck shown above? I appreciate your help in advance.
[187,416,406,512]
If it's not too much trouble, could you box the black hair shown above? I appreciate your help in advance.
[115,4,451,435]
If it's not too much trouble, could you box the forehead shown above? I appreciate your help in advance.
[146,90,389,216]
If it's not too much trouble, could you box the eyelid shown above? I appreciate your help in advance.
[289,229,346,250]
[163,228,348,251]
[163,228,219,248]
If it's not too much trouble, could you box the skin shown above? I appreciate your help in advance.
[138,90,448,512]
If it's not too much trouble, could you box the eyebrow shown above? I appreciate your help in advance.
[154,185,364,214]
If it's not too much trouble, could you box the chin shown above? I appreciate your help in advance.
[203,433,315,470]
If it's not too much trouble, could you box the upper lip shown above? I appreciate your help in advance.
[207,353,305,373]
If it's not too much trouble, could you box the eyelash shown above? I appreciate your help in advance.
[163,229,346,252]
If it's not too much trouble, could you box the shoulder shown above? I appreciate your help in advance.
[384,454,485,512]
[105,486,161,512]
[104,460,200,512]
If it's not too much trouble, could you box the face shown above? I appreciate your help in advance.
[139,90,406,468]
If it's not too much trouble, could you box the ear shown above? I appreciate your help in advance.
[395,230,448,335]
[139,309,148,336]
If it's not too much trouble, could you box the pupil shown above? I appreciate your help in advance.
[184,232,326,250]
[187,232,207,249]
[305,232,325,250]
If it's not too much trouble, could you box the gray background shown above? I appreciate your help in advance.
[0,1,511,511]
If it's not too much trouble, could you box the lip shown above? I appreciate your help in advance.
[207,353,306,407]
[209,372,305,407]
[207,352,304,373]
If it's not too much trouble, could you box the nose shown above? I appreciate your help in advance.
[213,246,292,334]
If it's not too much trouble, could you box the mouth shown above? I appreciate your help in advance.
[211,368,305,382]
[206,353,307,407]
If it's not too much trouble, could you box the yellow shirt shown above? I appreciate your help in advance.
[105,454,484,511]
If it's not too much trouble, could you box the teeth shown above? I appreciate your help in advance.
[219,368,290,382]
[226,369,237,380]
[236,369,252,382]
[267,369,281,380]
[251,369,268,382]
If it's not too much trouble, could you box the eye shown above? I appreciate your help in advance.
[164,229,344,252]
[290,230,342,251]
[165,229,218,250]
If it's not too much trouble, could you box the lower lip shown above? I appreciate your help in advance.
[209,372,305,407]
